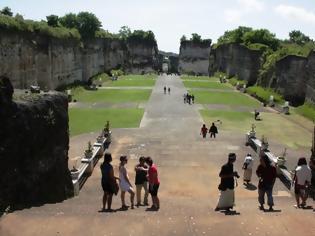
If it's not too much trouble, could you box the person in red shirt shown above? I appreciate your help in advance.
[256,154,277,211]
[145,157,160,210]
[200,124,208,138]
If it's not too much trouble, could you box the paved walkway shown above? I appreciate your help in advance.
[1,75,315,236]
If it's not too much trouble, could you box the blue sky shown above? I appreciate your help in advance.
[1,0,315,53]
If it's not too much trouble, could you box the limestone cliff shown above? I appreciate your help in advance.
[0,76,73,211]
[210,43,262,86]
[306,51,315,104]
[273,55,308,105]
[0,29,158,90]
[178,41,211,75]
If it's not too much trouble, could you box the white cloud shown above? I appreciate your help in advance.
[275,5,315,24]
[224,0,264,23]
[238,0,265,12]
[224,9,243,24]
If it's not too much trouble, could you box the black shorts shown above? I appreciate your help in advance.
[149,184,160,196]
[102,181,114,194]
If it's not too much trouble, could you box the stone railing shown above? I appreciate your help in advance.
[71,131,112,196]
[245,128,292,189]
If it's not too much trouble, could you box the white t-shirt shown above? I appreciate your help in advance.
[295,165,312,185]
[244,155,254,169]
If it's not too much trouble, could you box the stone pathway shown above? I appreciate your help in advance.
[1,75,315,236]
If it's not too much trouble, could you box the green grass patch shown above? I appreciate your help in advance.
[69,108,144,136]
[183,81,232,90]
[200,109,252,128]
[229,77,246,86]
[103,75,156,87]
[246,86,284,104]
[192,90,260,107]
[181,76,219,82]
[295,102,315,122]
[200,109,312,149]
[72,89,151,103]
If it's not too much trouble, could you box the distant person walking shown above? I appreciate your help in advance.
[183,93,187,103]
[242,153,254,185]
[191,94,195,104]
[100,153,119,212]
[293,157,312,208]
[215,153,239,212]
[164,86,166,94]
[146,157,160,210]
[209,123,218,138]
[135,156,149,207]
[168,87,171,94]
[256,155,277,211]
[119,156,135,209]
[200,124,208,138]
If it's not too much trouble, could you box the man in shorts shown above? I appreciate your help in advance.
[146,157,160,210]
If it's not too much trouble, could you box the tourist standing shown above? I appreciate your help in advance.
[242,153,254,185]
[146,157,160,210]
[310,158,315,200]
[119,156,135,209]
[100,153,119,212]
[209,123,218,138]
[256,155,277,211]
[200,124,208,138]
[215,153,239,211]
[293,157,312,208]
[135,156,149,207]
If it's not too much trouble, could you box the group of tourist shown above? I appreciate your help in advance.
[216,153,315,212]
[183,93,194,104]
[100,153,160,212]
[163,86,171,94]
[200,123,218,139]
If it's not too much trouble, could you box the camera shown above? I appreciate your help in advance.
[233,171,240,178]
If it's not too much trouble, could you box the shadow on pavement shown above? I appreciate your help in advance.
[245,183,257,191]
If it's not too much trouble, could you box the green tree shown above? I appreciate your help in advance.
[77,12,102,39]
[46,15,59,27]
[1,6,13,16]
[289,30,311,45]
[180,35,187,42]
[59,13,78,29]
[217,26,252,44]
[191,33,201,43]
[243,29,279,50]
[118,25,131,39]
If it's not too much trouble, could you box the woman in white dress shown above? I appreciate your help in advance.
[119,156,135,209]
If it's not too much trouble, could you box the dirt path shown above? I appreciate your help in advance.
[1,75,315,236]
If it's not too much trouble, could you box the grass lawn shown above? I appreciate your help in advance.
[192,90,261,107]
[246,86,284,104]
[200,109,312,149]
[181,76,219,82]
[72,89,151,103]
[183,81,232,90]
[69,108,144,136]
[103,74,156,87]
[294,102,315,122]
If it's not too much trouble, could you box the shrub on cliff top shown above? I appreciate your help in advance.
[0,14,81,40]
[126,30,157,47]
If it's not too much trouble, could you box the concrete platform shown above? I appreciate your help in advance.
[1,75,314,236]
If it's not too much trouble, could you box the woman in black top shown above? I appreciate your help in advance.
[100,153,119,212]
[215,153,239,211]
[209,123,218,138]
[134,156,149,206]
